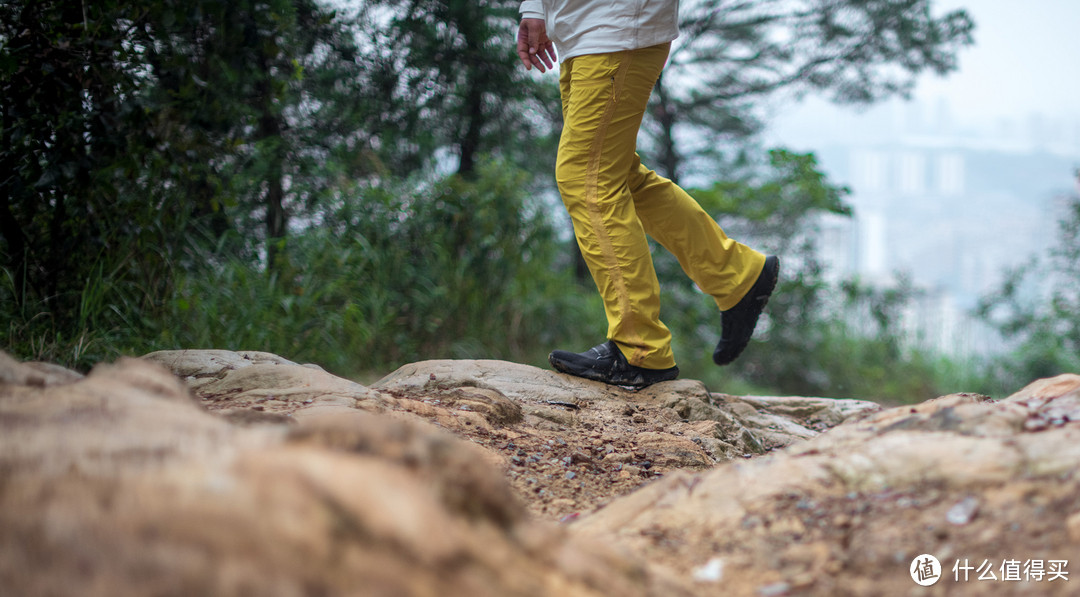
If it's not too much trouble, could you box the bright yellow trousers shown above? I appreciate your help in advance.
[556,43,766,370]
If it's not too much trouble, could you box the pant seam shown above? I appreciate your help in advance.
[582,51,650,366]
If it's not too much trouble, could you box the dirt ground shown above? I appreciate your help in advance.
[210,379,722,520]
[197,364,1080,596]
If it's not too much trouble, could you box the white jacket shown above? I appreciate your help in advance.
[519,0,680,63]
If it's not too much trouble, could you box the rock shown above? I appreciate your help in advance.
[0,356,239,481]
[218,408,296,426]
[573,374,1080,596]
[373,359,592,405]
[141,348,303,379]
[0,352,693,597]
[523,403,578,427]
[692,435,740,461]
[691,557,724,583]
[945,496,980,525]
[287,409,521,525]
[0,350,84,387]
[144,349,391,412]
[450,386,524,424]
[1066,511,1080,542]
[632,432,712,469]
[140,351,901,525]
[726,395,881,428]
[665,396,767,455]
[659,388,878,455]
[757,582,791,597]
[18,348,1080,596]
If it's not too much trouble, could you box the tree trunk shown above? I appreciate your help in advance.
[458,80,484,178]
[0,186,28,306]
[261,115,287,271]
[264,166,286,269]
[257,55,287,271]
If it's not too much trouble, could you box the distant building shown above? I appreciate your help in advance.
[806,133,1075,355]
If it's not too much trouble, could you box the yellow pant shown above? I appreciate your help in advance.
[556,43,766,369]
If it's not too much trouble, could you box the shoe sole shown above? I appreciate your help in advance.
[549,354,678,389]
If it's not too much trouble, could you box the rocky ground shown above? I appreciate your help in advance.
[142,351,878,521]
[3,349,1080,595]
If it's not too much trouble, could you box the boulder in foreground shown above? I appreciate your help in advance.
[0,353,689,597]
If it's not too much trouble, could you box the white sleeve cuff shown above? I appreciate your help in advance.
[519,0,544,19]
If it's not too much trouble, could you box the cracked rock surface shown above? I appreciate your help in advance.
[5,349,1080,596]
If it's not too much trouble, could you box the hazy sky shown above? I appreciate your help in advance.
[913,0,1080,123]
[768,0,1080,150]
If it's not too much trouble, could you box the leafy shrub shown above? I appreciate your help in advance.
[150,161,602,378]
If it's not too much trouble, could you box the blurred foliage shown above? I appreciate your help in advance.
[2,0,1030,404]
[0,0,167,328]
[975,179,1080,394]
[372,0,559,176]
[153,160,602,377]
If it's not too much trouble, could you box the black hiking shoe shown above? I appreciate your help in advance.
[713,255,780,366]
[549,341,679,388]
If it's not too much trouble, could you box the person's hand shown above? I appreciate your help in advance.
[517,18,556,72]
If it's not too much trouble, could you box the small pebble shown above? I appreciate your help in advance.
[757,582,790,597]
[692,558,724,583]
[946,496,980,525]
[571,451,592,464]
